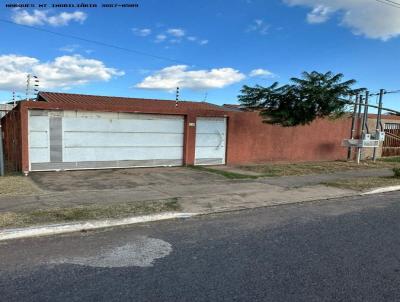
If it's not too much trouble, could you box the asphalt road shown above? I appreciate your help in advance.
[1,192,400,301]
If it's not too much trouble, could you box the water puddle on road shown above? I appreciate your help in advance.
[51,236,172,268]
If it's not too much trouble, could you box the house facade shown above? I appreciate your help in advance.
[1,91,369,174]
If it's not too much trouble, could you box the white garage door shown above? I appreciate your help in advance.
[195,117,227,165]
[28,110,184,171]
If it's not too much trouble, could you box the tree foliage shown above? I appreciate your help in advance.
[238,71,360,127]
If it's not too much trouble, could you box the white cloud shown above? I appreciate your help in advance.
[307,5,333,24]
[0,54,124,92]
[249,68,275,78]
[132,28,152,36]
[167,28,185,37]
[12,9,87,26]
[143,27,207,46]
[135,65,245,91]
[155,34,167,42]
[59,44,80,52]
[247,19,269,35]
[284,0,400,41]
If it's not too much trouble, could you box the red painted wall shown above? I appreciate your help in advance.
[226,112,353,164]
[1,105,22,172]
[4,99,392,173]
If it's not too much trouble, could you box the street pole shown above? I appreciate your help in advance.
[357,91,369,164]
[348,94,359,160]
[373,89,384,162]
[356,95,364,164]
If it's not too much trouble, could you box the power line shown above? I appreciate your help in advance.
[0,18,192,65]
[375,0,400,8]
[382,0,400,6]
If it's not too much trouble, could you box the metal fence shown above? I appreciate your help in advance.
[382,123,400,157]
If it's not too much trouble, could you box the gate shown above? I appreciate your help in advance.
[382,123,400,157]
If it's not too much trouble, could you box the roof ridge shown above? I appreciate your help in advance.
[39,91,224,107]
[37,91,230,111]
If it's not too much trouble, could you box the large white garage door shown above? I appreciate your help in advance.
[195,117,227,165]
[28,110,184,171]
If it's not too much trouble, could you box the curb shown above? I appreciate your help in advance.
[362,185,400,195]
[0,212,197,241]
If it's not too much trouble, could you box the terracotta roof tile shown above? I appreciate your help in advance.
[37,92,233,112]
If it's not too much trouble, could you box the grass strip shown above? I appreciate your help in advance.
[0,175,41,196]
[0,198,181,229]
[322,177,400,191]
[238,160,400,177]
[380,156,400,163]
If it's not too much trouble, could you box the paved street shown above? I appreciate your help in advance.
[1,192,400,301]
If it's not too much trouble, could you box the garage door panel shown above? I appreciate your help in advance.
[30,146,50,163]
[195,147,225,159]
[64,132,183,148]
[196,119,226,133]
[195,118,227,165]
[29,115,50,164]
[63,118,183,134]
[29,116,49,131]
[30,131,49,148]
[29,110,184,171]
[195,133,225,147]
[64,147,183,162]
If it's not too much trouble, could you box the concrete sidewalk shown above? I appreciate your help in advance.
[0,167,386,215]
[0,166,397,239]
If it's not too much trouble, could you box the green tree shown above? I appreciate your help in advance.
[238,71,359,127]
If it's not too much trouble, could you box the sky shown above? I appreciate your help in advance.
[1,0,400,111]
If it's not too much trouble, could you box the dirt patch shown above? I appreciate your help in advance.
[0,198,181,229]
[187,166,259,179]
[30,167,225,192]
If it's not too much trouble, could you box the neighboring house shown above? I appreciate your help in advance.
[0,104,15,119]
[1,91,384,174]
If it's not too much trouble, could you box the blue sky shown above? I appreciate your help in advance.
[1,0,400,110]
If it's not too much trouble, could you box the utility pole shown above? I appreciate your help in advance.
[356,95,364,164]
[347,94,359,160]
[357,91,369,164]
[373,89,385,161]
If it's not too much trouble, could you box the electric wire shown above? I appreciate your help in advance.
[0,18,193,66]
[375,0,400,8]
[381,0,400,6]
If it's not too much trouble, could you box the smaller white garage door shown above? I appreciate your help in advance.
[195,117,227,165]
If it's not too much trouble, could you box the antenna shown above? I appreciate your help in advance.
[12,90,15,107]
[175,87,179,108]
